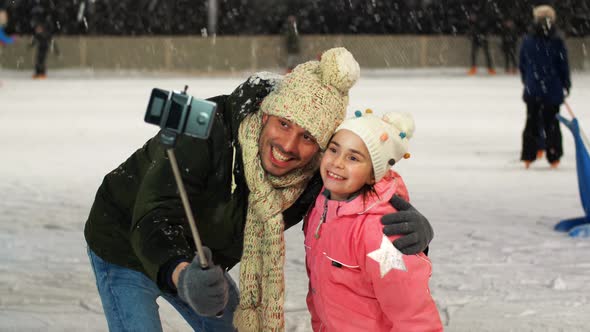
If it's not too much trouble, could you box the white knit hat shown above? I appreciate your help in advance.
[533,5,556,23]
[335,110,415,181]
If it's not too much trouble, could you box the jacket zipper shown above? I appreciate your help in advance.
[314,197,329,239]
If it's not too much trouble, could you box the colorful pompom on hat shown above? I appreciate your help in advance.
[261,47,360,149]
[336,110,415,181]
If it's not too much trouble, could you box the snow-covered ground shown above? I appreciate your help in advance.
[1,69,589,332]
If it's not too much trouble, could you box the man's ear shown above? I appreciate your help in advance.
[262,114,269,125]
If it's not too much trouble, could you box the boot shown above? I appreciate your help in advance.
[488,68,496,75]
[468,66,477,75]
[536,150,544,159]
[550,160,560,169]
[524,160,533,169]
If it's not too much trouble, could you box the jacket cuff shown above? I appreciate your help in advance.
[157,257,191,293]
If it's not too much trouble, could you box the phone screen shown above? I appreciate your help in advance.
[145,89,169,125]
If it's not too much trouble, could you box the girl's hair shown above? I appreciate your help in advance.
[360,183,379,208]
[359,168,380,208]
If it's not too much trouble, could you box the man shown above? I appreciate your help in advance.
[501,18,518,74]
[467,12,496,75]
[85,48,433,331]
[30,19,57,79]
[28,2,59,79]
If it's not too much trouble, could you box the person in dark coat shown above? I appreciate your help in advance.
[30,20,57,79]
[501,18,519,74]
[29,3,57,79]
[519,5,571,169]
[467,13,496,75]
[84,48,434,331]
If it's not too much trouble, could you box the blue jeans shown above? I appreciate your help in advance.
[87,248,238,332]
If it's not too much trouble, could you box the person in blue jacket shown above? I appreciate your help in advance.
[0,9,15,46]
[519,5,571,169]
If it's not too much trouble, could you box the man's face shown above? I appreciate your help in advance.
[259,115,320,177]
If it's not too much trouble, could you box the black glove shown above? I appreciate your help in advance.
[381,195,434,255]
[177,247,228,317]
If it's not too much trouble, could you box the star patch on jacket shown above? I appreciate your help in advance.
[367,235,407,277]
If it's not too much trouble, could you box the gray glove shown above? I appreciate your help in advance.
[381,195,434,255]
[177,247,228,317]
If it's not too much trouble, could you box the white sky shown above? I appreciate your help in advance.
[0,68,589,331]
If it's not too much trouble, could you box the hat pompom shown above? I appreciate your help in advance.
[319,47,360,95]
[382,112,415,140]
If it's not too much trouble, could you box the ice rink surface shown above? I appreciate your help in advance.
[1,68,589,331]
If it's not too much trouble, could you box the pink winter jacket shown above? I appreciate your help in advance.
[303,170,443,332]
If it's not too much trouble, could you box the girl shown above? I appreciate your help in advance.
[304,110,442,331]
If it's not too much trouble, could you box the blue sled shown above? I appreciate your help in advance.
[555,216,590,233]
[569,223,590,237]
[556,114,590,238]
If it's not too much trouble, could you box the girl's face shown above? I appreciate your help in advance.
[320,130,374,201]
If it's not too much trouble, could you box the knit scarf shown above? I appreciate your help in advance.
[233,112,319,331]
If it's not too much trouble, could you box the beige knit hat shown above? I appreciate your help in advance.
[261,47,360,149]
[533,5,556,23]
[336,110,415,181]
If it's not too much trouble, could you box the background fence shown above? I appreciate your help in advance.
[2,35,589,73]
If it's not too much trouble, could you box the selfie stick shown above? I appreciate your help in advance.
[166,146,224,317]
[151,86,223,317]
[165,148,209,269]
[158,85,209,270]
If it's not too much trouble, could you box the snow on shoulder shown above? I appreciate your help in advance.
[248,71,283,91]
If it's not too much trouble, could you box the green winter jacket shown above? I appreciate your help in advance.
[84,75,322,291]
